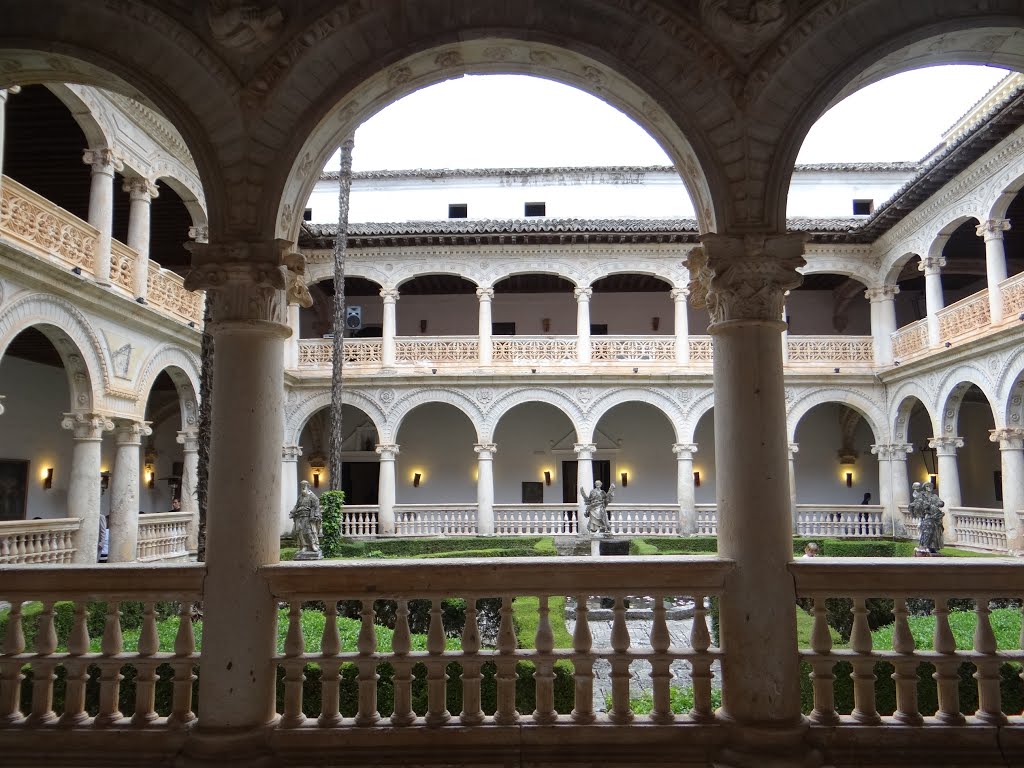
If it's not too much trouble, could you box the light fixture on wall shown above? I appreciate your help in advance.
[309,455,325,489]
[43,467,53,490]
[693,471,700,488]
[419,319,428,333]
[620,471,628,488]
[651,316,660,331]
[542,318,551,333]
[918,442,937,485]
[845,471,853,488]
[144,451,156,489]
[413,472,422,488]
[544,470,551,486]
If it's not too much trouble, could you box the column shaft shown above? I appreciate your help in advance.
[889,446,913,537]
[930,437,963,543]
[62,413,113,565]
[788,443,799,534]
[475,443,496,536]
[376,444,398,535]
[280,445,302,538]
[477,287,493,366]
[109,420,151,563]
[575,287,592,365]
[82,149,122,285]
[672,288,689,364]
[575,443,595,520]
[866,286,898,365]
[285,304,300,369]
[125,178,157,300]
[991,429,1024,553]
[178,430,200,551]
[381,288,398,367]
[921,256,946,347]
[673,443,696,535]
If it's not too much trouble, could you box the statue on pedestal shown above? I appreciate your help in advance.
[909,481,944,553]
[290,479,323,560]
[581,480,615,535]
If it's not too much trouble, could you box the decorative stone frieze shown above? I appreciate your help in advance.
[184,240,293,328]
[699,233,806,326]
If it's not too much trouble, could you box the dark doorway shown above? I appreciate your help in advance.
[522,481,543,503]
[590,324,608,335]
[492,322,516,335]
[561,459,611,503]
[341,462,380,505]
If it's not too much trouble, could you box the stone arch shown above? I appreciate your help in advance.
[485,388,585,445]
[284,388,387,447]
[680,388,716,445]
[986,147,1024,221]
[45,83,114,150]
[581,263,686,288]
[135,344,201,429]
[388,388,484,444]
[926,213,984,261]
[273,35,722,241]
[890,389,937,445]
[800,258,876,290]
[586,389,683,444]
[152,170,208,231]
[786,388,885,445]
[1001,351,1024,432]
[0,293,106,410]
[937,369,1000,437]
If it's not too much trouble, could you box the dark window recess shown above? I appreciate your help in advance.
[525,202,546,217]
[492,322,516,335]
[522,482,543,504]
[590,324,608,336]
[303,207,313,222]
[448,203,468,218]
[852,199,873,216]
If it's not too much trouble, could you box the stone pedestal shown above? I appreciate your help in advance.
[598,538,630,556]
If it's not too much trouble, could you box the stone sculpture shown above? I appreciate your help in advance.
[290,479,323,560]
[581,480,615,535]
[909,481,945,553]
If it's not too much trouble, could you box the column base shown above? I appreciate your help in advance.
[713,718,824,768]
[180,724,277,767]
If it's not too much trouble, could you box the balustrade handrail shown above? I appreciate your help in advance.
[0,563,205,601]
[950,505,1005,516]
[795,503,883,513]
[139,511,194,526]
[0,517,80,535]
[790,558,1024,597]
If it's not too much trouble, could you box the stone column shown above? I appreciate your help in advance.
[574,287,592,365]
[0,394,5,417]
[82,148,123,286]
[672,442,697,535]
[183,240,290,740]
[376,443,399,535]
[124,177,158,301]
[977,219,1011,324]
[284,304,300,369]
[574,443,596,519]
[475,443,496,536]
[108,420,152,563]
[177,429,200,551]
[477,287,494,366]
[929,436,964,541]
[0,86,19,193]
[919,255,946,347]
[870,444,894,535]
[990,428,1024,554]
[700,232,806,759]
[61,412,114,564]
[280,444,302,537]
[866,285,899,365]
[380,287,399,368]
[671,287,690,364]
[883,443,915,537]
[788,442,800,534]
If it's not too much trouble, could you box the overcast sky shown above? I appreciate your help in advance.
[329,66,1012,172]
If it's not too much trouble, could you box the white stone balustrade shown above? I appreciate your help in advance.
[590,336,675,362]
[135,512,192,561]
[494,504,579,535]
[608,504,679,535]
[949,507,1009,552]
[492,336,577,363]
[107,239,138,295]
[796,505,884,538]
[891,318,930,361]
[395,336,479,364]
[0,518,79,564]
[394,504,478,536]
[147,262,204,326]
[337,505,379,537]
[785,336,874,364]
[936,291,991,342]
[1002,271,1024,318]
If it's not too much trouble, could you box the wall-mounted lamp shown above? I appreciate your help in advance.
[833,367,840,373]
[100,471,110,493]
[419,319,428,333]
[309,455,325,489]
[544,470,551,486]
[632,367,639,374]
[43,467,53,490]
[431,368,437,374]
[413,472,422,488]
[531,368,537,374]
[651,316,660,331]
[620,471,628,488]
[845,471,853,488]
[542,318,551,333]
[693,471,700,488]
[147,470,156,489]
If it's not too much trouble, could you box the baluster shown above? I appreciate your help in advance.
[532,595,557,724]
[95,601,124,726]
[131,601,160,724]
[60,601,91,725]
[168,601,196,726]
[649,594,674,723]
[355,599,380,725]
[931,596,964,724]
[280,600,306,727]
[890,597,921,725]
[608,595,633,724]
[460,598,484,725]
[973,596,1006,724]
[0,601,25,723]
[807,596,838,724]
[317,601,343,727]
[494,595,519,725]
[424,600,450,726]
[570,594,595,723]
[849,597,880,724]
[390,599,415,726]
[27,600,57,725]
[689,595,714,722]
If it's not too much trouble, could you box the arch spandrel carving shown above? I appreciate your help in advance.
[284,388,388,446]
[134,344,202,426]
[889,387,938,444]
[785,386,886,445]
[483,387,585,445]
[935,366,1000,435]
[585,388,684,444]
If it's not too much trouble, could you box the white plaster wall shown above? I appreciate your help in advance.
[394,403,478,504]
[692,411,716,505]
[492,403,577,503]
[958,399,1001,508]
[792,404,879,503]
[786,291,871,335]
[593,404,677,503]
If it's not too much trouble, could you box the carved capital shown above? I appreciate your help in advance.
[375,443,400,460]
[61,411,114,440]
[281,443,303,461]
[990,428,1024,451]
[574,287,593,302]
[114,419,152,445]
[976,218,1011,240]
[871,443,914,461]
[670,287,690,302]
[380,287,400,303]
[82,147,123,175]
[788,442,800,456]
[184,240,292,327]
[476,287,495,302]
[864,284,899,302]
[0,86,21,101]
[188,225,209,244]
[474,442,497,459]
[176,429,200,453]
[672,442,697,458]
[123,177,159,201]
[574,442,597,458]
[699,233,806,327]
[918,255,946,274]
[928,436,964,455]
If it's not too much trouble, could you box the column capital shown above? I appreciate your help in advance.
[188,225,210,244]
[474,442,497,458]
[672,442,697,458]
[928,436,964,455]
[123,177,159,201]
[281,443,302,461]
[177,429,200,453]
[61,411,114,440]
[918,255,946,274]
[864,284,899,302]
[788,442,800,456]
[375,443,400,460]
[380,287,400,303]
[476,286,494,302]
[113,419,152,445]
[574,442,597,458]
[697,232,806,327]
[0,85,21,101]
[871,443,913,461]
[574,286,593,302]
[990,428,1024,451]
[184,240,293,328]
[977,218,1011,240]
[82,147,123,175]
[670,287,690,302]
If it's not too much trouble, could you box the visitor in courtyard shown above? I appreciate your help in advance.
[98,513,109,562]
[168,497,182,513]
[861,492,871,504]
[802,542,819,558]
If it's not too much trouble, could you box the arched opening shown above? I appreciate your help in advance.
[301,276,383,340]
[296,404,380,504]
[785,273,871,336]
[895,397,935,488]
[396,274,478,338]
[793,402,879,504]
[589,274,674,339]
[492,274,576,338]
[148,179,197,275]
[944,383,1000,509]
[492,402,576,505]
[692,408,716,509]
[140,370,184,514]
[394,402,476,506]
[592,402,677,506]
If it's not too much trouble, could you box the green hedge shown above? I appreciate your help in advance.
[339,537,549,559]
[319,490,346,557]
